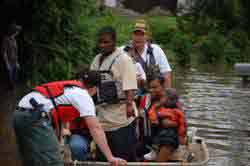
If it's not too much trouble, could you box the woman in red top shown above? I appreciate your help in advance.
[145,88,186,162]
[139,73,186,162]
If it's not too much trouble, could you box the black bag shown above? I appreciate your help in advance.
[97,71,119,104]
[96,54,120,104]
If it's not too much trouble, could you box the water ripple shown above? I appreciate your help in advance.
[176,69,250,166]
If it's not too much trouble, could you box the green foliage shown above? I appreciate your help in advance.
[229,30,249,49]
[27,0,97,84]
[83,13,134,46]
[223,42,242,65]
[171,32,192,66]
[197,32,227,64]
[224,30,250,64]
[191,0,249,31]
[148,16,176,44]
[25,1,250,85]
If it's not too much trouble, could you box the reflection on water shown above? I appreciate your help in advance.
[175,67,250,166]
[0,67,249,166]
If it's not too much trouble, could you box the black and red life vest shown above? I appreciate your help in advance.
[33,80,88,135]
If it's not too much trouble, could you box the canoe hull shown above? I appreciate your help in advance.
[64,137,209,166]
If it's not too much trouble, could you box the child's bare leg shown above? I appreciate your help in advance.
[61,122,71,144]
[156,145,175,162]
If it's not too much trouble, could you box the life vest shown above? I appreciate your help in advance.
[139,95,186,144]
[33,80,88,135]
[147,104,186,145]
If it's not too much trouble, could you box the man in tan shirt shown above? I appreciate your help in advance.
[90,26,138,161]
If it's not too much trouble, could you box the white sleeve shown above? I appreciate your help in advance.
[153,44,172,73]
[67,88,96,117]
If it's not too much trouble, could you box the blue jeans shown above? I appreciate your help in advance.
[69,134,90,161]
[13,110,63,166]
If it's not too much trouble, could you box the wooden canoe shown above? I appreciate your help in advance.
[64,137,209,166]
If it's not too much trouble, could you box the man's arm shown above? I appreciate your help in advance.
[161,119,178,128]
[85,116,126,165]
[163,71,172,88]
[1,40,10,70]
[125,90,134,117]
[154,44,172,88]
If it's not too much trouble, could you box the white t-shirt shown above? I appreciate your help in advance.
[120,43,171,74]
[135,62,146,80]
[18,87,96,117]
[104,0,117,7]
[140,43,172,73]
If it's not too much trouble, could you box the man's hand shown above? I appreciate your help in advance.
[126,102,134,118]
[108,156,127,166]
[62,128,71,136]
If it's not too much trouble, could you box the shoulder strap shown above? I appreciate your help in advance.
[43,86,62,140]
[108,53,120,71]
[142,94,152,113]
[143,94,154,137]
[147,43,156,65]
[99,53,121,71]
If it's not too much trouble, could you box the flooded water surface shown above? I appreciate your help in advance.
[175,67,250,166]
[0,66,249,166]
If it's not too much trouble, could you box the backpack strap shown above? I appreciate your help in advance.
[108,54,120,71]
[43,86,62,141]
[144,43,157,76]
[147,43,156,66]
[99,53,121,72]
[143,94,153,137]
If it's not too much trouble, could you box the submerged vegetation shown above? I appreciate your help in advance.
[19,0,250,84]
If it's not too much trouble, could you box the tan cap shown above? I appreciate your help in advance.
[133,19,146,33]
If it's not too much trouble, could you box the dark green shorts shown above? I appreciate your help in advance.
[153,128,179,150]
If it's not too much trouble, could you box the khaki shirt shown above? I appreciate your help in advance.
[90,48,137,131]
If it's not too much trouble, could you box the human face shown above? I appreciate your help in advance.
[132,30,146,50]
[149,79,165,101]
[98,33,115,56]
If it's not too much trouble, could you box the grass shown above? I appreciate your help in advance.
[79,13,178,47]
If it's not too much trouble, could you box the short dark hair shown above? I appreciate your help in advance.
[97,26,116,42]
[147,70,164,87]
[77,70,101,88]
[164,88,179,108]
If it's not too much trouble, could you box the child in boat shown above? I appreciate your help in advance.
[144,88,186,161]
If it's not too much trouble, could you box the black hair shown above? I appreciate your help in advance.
[164,88,179,108]
[147,69,164,87]
[77,70,101,88]
[97,26,116,43]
